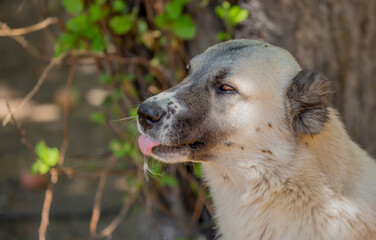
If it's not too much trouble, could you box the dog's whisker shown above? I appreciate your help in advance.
[142,92,154,100]
[143,158,164,177]
[110,116,137,122]
[143,157,150,181]
[130,129,140,145]
[117,120,137,130]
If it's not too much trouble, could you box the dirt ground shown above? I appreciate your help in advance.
[0,1,190,239]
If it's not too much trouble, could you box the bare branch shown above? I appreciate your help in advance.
[95,188,140,239]
[38,59,77,240]
[89,156,118,239]
[38,179,54,240]
[191,184,206,232]
[0,18,58,37]
[2,52,67,127]
[0,22,49,60]
[3,100,37,156]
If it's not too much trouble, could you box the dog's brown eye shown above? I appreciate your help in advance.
[218,84,236,93]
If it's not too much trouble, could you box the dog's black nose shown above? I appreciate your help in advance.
[137,101,165,130]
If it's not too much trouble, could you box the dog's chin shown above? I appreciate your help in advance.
[150,142,205,163]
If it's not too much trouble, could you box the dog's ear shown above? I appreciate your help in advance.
[286,70,332,135]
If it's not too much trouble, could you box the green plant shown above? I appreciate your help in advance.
[31,141,60,175]
[215,1,249,41]
[54,0,205,235]
[3,0,214,238]
[154,0,196,40]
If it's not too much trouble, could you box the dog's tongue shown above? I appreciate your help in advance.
[138,135,160,156]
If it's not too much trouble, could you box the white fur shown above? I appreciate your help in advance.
[203,109,376,239]
[200,42,376,239]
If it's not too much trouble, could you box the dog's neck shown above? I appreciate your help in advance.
[202,108,376,239]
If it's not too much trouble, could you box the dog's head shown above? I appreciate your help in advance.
[137,39,331,163]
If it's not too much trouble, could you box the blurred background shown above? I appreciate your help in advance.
[0,0,375,239]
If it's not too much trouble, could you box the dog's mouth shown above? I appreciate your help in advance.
[138,134,205,160]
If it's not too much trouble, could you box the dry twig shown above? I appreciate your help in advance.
[38,58,77,240]
[0,17,58,37]
[0,22,48,60]
[89,156,118,239]
[4,100,37,156]
[95,188,140,239]
[2,52,67,127]
[191,185,206,232]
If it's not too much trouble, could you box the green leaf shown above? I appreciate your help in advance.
[62,0,84,15]
[78,39,87,49]
[95,0,106,5]
[42,148,59,167]
[31,161,41,175]
[112,87,122,101]
[159,174,179,187]
[66,14,88,33]
[137,20,148,35]
[110,140,124,157]
[112,0,128,13]
[89,4,109,22]
[125,175,143,190]
[222,1,231,10]
[229,6,248,25]
[121,73,136,82]
[109,15,133,34]
[216,31,231,41]
[34,140,59,170]
[35,141,47,157]
[193,163,202,178]
[91,36,105,51]
[99,73,113,84]
[90,112,106,124]
[172,15,196,39]
[154,13,169,29]
[31,160,50,175]
[111,105,121,117]
[38,162,50,175]
[66,14,102,40]
[129,107,138,117]
[148,160,164,176]
[166,0,184,19]
[55,32,77,56]
[215,6,225,20]
[109,140,133,158]
[84,25,102,40]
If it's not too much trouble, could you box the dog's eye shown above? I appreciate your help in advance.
[218,84,236,93]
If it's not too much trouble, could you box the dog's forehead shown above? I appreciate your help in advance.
[188,40,301,89]
[190,40,261,69]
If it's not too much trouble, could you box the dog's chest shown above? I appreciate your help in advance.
[203,164,376,240]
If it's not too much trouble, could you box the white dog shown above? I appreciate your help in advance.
[137,39,376,239]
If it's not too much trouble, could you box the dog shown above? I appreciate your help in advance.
[137,39,376,239]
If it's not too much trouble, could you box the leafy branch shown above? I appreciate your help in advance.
[1,0,250,238]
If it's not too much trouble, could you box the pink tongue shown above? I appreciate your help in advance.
[138,135,161,156]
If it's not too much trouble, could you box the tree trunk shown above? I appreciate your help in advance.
[232,0,376,154]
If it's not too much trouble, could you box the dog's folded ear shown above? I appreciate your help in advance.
[286,70,332,136]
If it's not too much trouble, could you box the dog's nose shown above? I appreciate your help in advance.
[137,101,165,130]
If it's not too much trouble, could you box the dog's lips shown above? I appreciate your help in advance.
[138,134,205,158]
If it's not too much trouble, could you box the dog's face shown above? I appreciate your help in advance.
[137,40,331,163]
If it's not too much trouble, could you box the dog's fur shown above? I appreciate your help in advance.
[137,39,376,239]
